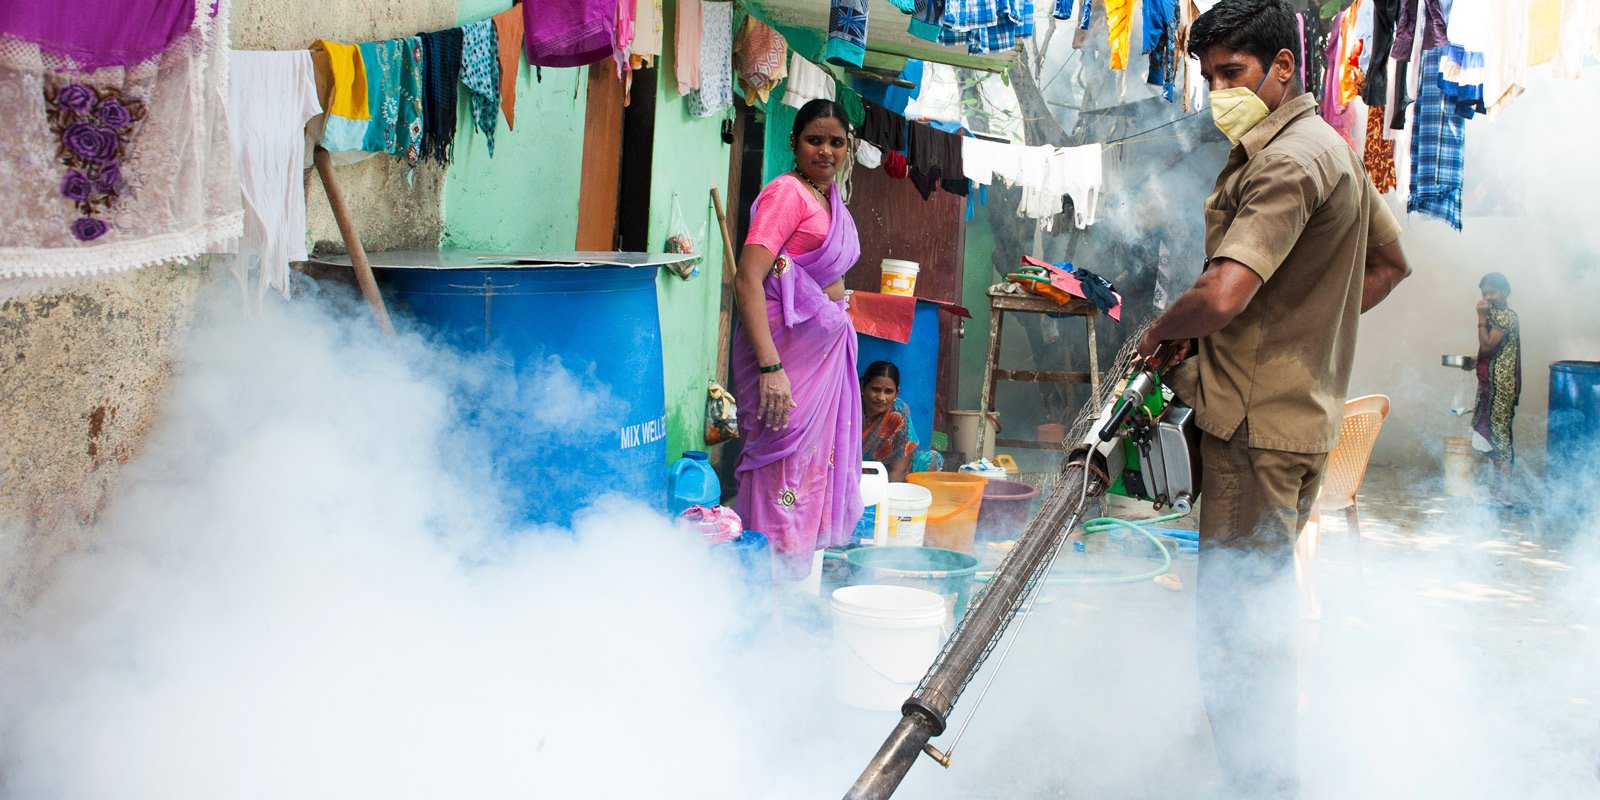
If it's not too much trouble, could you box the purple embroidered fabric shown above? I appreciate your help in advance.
[46,83,146,240]
[0,0,196,70]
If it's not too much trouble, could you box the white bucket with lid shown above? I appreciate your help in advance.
[884,482,932,547]
[880,259,920,297]
[831,585,947,710]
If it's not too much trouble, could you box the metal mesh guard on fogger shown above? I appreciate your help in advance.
[844,325,1154,800]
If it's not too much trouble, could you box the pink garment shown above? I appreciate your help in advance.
[732,177,863,580]
[613,0,636,76]
[523,0,614,68]
[744,175,830,257]
[1321,14,1358,149]
[676,0,702,94]
[0,0,195,70]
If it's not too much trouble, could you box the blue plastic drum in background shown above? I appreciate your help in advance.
[375,256,668,527]
[858,301,940,453]
[1549,361,1600,481]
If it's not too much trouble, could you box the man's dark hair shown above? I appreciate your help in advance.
[1188,0,1301,76]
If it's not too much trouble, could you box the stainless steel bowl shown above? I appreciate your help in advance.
[1442,354,1475,370]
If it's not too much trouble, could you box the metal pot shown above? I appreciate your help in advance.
[1442,354,1475,370]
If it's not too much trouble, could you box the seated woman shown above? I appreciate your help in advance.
[860,361,941,482]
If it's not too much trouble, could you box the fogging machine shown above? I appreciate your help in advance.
[842,341,1201,800]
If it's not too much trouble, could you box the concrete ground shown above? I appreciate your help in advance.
[808,466,1600,799]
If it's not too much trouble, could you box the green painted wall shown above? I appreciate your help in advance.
[958,208,995,411]
[443,1,587,250]
[652,0,732,461]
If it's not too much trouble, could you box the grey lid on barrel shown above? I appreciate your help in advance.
[305,249,699,271]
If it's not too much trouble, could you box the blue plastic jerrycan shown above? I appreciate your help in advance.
[668,451,721,516]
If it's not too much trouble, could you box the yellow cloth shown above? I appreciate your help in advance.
[1107,0,1132,70]
[1529,0,1562,64]
[311,39,370,120]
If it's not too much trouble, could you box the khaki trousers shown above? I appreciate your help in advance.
[1195,421,1327,799]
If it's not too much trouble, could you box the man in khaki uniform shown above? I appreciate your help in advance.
[1135,1,1412,796]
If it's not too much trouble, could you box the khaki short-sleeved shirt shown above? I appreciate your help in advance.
[1174,93,1401,454]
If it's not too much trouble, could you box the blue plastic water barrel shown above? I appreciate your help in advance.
[378,262,667,526]
[1548,361,1600,475]
[857,300,940,451]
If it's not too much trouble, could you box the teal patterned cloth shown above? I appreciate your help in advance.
[459,19,501,157]
[359,37,424,166]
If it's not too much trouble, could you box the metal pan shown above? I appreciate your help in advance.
[1442,354,1475,370]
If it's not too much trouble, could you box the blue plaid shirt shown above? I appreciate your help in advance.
[940,0,1033,54]
[1407,48,1465,231]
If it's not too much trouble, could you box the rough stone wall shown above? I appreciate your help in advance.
[1,0,456,610]
[0,263,207,609]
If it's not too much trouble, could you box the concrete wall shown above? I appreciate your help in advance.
[0,264,207,610]
[1351,69,1600,476]
[653,0,733,460]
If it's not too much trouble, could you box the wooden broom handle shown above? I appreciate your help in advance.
[313,146,395,337]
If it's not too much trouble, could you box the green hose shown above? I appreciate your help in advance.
[974,512,1187,586]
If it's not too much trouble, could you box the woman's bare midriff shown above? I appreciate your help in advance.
[824,278,845,302]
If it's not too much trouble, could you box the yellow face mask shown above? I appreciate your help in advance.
[1209,73,1272,146]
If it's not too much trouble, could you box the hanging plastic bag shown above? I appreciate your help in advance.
[663,194,705,280]
[705,380,739,445]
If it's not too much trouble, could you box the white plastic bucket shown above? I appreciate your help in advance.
[831,585,946,710]
[1442,436,1479,497]
[885,482,932,547]
[880,259,920,296]
[859,461,891,546]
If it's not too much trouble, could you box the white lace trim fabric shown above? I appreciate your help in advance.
[0,0,241,299]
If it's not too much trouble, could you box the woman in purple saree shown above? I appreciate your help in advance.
[732,100,863,580]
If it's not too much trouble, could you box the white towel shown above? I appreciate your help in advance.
[229,50,322,307]
[781,53,836,109]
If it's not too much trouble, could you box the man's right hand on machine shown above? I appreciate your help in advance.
[1134,334,1194,368]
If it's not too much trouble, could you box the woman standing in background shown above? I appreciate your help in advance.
[1472,272,1520,504]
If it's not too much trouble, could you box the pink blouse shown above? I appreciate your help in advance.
[744,174,831,257]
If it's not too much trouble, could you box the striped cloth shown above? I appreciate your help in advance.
[418,27,464,163]
[1407,48,1464,230]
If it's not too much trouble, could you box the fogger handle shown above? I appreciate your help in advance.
[1097,398,1135,441]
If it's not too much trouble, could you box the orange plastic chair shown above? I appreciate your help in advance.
[1296,395,1389,619]
[1317,394,1390,546]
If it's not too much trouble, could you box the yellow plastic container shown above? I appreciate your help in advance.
[907,472,988,552]
[880,259,920,296]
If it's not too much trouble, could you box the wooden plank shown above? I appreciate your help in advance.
[985,288,1100,317]
[991,369,1096,384]
[575,64,624,250]
[994,437,1067,450]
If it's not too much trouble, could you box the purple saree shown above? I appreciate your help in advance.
[732,181,863,580]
